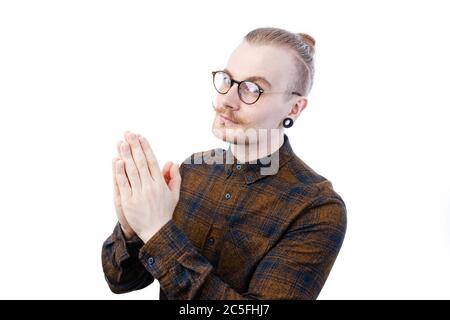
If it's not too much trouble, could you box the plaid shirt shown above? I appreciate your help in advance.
[101,134,347,299]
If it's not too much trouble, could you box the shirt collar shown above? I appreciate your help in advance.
[223,133,294,184]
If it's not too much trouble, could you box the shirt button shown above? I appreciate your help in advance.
[236,164,241,170]
[224,192,231,200]
[147,256,155,265]
[207,237,215,245]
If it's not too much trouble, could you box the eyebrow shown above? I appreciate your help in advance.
[223,68,272,89]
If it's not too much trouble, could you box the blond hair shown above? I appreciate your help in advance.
[244,27,316,97]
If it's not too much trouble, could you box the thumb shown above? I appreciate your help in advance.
[162,161,173,186]
[168,162,181,195]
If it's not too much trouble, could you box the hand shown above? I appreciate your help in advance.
[113,137,177,241]
[114,131,181,243]
[112,143,139,241]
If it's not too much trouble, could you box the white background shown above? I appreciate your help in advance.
[0,0,449,299]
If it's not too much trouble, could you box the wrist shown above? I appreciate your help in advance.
[120,224,139,242]
[140,219,171,243]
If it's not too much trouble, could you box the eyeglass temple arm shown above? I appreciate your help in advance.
[260,90,304,97]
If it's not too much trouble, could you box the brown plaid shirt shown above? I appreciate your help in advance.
[101,134,347,299]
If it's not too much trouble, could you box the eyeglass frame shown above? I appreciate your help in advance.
[212,70,303,105]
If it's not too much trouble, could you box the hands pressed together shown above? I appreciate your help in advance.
[112,131,181,243]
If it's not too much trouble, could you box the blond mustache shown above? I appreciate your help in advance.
[211,101,246,125]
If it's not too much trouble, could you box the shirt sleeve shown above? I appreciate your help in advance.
[101,222,155,294]
[137,198,347,300]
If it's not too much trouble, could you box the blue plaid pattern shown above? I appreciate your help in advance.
[101,134,347,299]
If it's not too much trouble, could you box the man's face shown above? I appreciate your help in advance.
[212,40,304,144]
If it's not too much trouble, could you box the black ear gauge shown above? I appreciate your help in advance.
[282,117,294,128]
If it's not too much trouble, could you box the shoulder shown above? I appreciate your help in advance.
[283,154,347,228]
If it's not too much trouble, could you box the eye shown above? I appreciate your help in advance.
[223,74,232,86]
[213,72,232,93]
[242,81,260,94]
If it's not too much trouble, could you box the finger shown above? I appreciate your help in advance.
[162,161,172,185]
[115,159,132,200]
[137,134,164,183]
[168,162,182,195]
[120,141,141,191]
[124,131,153,187]
[117,141,123,159]
[112,158,124,215]
[112,158,120,197]
[117,146,133,192]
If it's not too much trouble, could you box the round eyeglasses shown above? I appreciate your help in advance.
[212,70,303,105]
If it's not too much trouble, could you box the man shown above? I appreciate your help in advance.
[102,27,347,299]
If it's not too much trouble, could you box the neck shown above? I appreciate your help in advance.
[230,130,285,163]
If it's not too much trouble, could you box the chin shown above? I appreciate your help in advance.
[211,124,229,142]
[212,124,253,145]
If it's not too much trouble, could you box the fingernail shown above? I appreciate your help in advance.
[129,133,136,139]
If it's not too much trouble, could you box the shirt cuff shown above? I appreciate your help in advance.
[111,222,144,263]
[138,219,192,279]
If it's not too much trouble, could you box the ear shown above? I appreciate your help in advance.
[287,97,308,121]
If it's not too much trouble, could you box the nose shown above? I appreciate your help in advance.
[221,82,241,111]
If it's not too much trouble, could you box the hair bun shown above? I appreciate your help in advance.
[298,32,316,51]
